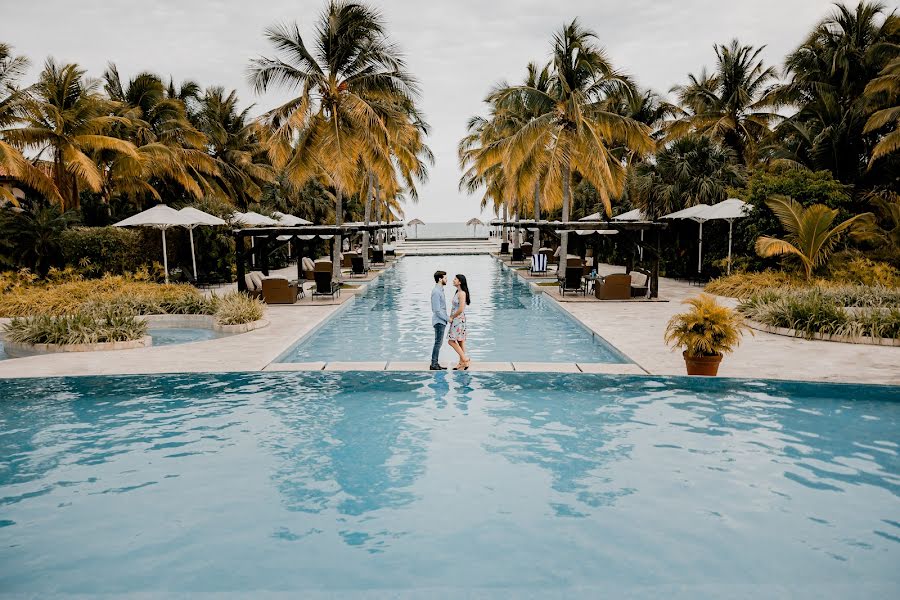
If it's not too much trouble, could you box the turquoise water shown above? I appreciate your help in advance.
[278,255,628,364]
[0,372,897,596]
[149,327,229,347]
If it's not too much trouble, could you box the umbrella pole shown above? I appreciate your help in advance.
[640,230,644,263]
[697,221,703,275]
[189,227,197,281]
[251,237,256,268]
[162,228,169,284]
[727,220,733,275]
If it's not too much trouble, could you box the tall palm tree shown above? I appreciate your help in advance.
[99,65,218,206]
[0,44,61,206]
[629,136,746,218]
[7,60,138,211]
[194,87,275,208]
[492,20,654,258]
[756,195,874,279]
[249,1,421,277]
[668,39,778,165]
[864,56,900,164]
[768,1,900,183]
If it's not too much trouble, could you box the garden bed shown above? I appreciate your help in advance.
[745,320,900,346]
[3,336,153,357]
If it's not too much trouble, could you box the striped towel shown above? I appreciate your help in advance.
[531,253,547,273]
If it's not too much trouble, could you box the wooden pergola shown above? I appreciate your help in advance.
[233,222,403,292]
[490,218,668,298]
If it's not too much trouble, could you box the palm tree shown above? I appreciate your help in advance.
[768,2,900,183]
[629,136,746,218]
[8,60,138,211]
[0,44,60,206]
[864,56,900,164]
[249,1,421,277]
[755,195,875,279]
[100,65,218,206]
[194,87,275,207]
[491,21,654,258]
[668,39,778,165]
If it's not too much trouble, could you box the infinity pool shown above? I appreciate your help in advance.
[278,255,629,363]
[1,372,897,596]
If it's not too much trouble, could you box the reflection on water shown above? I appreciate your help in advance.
[277,255,629,363]
[0,372,898,594]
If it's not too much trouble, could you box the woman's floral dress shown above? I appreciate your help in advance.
[448,292,467,341]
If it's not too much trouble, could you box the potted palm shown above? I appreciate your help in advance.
[664,294,750,376]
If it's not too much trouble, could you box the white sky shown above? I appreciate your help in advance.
[5,0,841,222]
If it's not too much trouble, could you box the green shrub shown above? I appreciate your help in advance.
[705,270,807,298]
[211,292,265,326]
[59,227,148,276]
[827,255,900,287]
[4,306,148,345]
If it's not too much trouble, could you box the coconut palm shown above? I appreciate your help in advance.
[7,60,139,211]
[768,2,900,183]
[864,56,900,164]
[249,1,421,277]
[493,21,654,258]
[629,136,746,218]
[0,44,61,206]
[668,39,778,165]
[194,87,275,208]
[755,195,875,279]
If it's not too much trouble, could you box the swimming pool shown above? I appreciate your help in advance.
[277,255,629,364]
[1,371,897,596]
[148,327,231,347]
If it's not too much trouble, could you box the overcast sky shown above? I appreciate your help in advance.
[5,0,842,222]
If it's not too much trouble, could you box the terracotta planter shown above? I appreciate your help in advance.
[683,351,723,376]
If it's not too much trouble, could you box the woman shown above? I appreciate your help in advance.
[447,274,471,370]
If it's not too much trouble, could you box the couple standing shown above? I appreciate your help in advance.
[430,270,471,371]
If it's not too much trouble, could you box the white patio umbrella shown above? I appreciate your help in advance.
[114,204,196,283]
[273,211,312,226]
[466,217,484,236]
[698,198,752,274]
[662,204,711,274]
[407,218,424,238]
[177,207,227,280]
[231,211,279,268]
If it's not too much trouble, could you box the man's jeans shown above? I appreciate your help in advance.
[431,322,446,367]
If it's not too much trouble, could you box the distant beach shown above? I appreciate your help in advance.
[404,222,489,239]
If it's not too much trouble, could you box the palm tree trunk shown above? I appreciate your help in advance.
[333,187,342,280]
[512,200,520,249]
[375,180,384,251]
[501,203,507,242]
[560,160,571,260]
[362,170,374,269]
[532,183,541,250]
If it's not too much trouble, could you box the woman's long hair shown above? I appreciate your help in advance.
[455,274,471,305]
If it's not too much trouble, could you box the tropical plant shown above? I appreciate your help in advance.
[0,43,61,206]
[667,39,777,164]
[249,1,425,277]
[0,204,77,274]
[864,56,900,164]
[755,195,876,279]
[664,293,750,357]
[3,306,148,345]
[210,291,265,325]
[629,135,745,218]
[487,20,654,258]
[8,60,139,210]
[767,2,900,184]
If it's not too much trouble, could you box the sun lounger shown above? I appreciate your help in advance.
[531,253,548,275]
[350,256,369,278]
[243,271,264,299]
[559,266,587,296]
[372,249,385,265]
[511,247,524,263]
[312,261,341,300]
[500,242,509,254]
[629,268,651,298]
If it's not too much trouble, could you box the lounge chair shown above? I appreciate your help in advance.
[500,242,509,254]
[341,252,355,268]
[301,257,316,281]
[261,277,301,304]
[531,253,548,275]
[312,261,341,300]
[521,242,533,258]
[594,273,631,300]
[511,247,524,263]
[559,266,587,296]
[372,249,385,265]
[350,256,369,278]
[243,271,265,299]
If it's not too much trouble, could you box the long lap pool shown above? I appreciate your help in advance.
[277,255,629,364]
[1,372,897,597]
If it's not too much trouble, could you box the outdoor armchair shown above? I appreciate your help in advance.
[595,273,631,300]
[261,277,301,304]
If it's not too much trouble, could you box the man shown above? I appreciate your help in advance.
[430,270,448,370]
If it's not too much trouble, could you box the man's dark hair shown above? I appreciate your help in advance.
[433,270,446,283]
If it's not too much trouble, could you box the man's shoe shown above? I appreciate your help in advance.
[429,364,446,370]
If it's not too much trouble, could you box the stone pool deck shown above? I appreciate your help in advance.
[0,254,897,385]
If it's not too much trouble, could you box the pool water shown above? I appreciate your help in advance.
[1,372,897,596]
[278,255,629,364]
[149,327,230,347]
